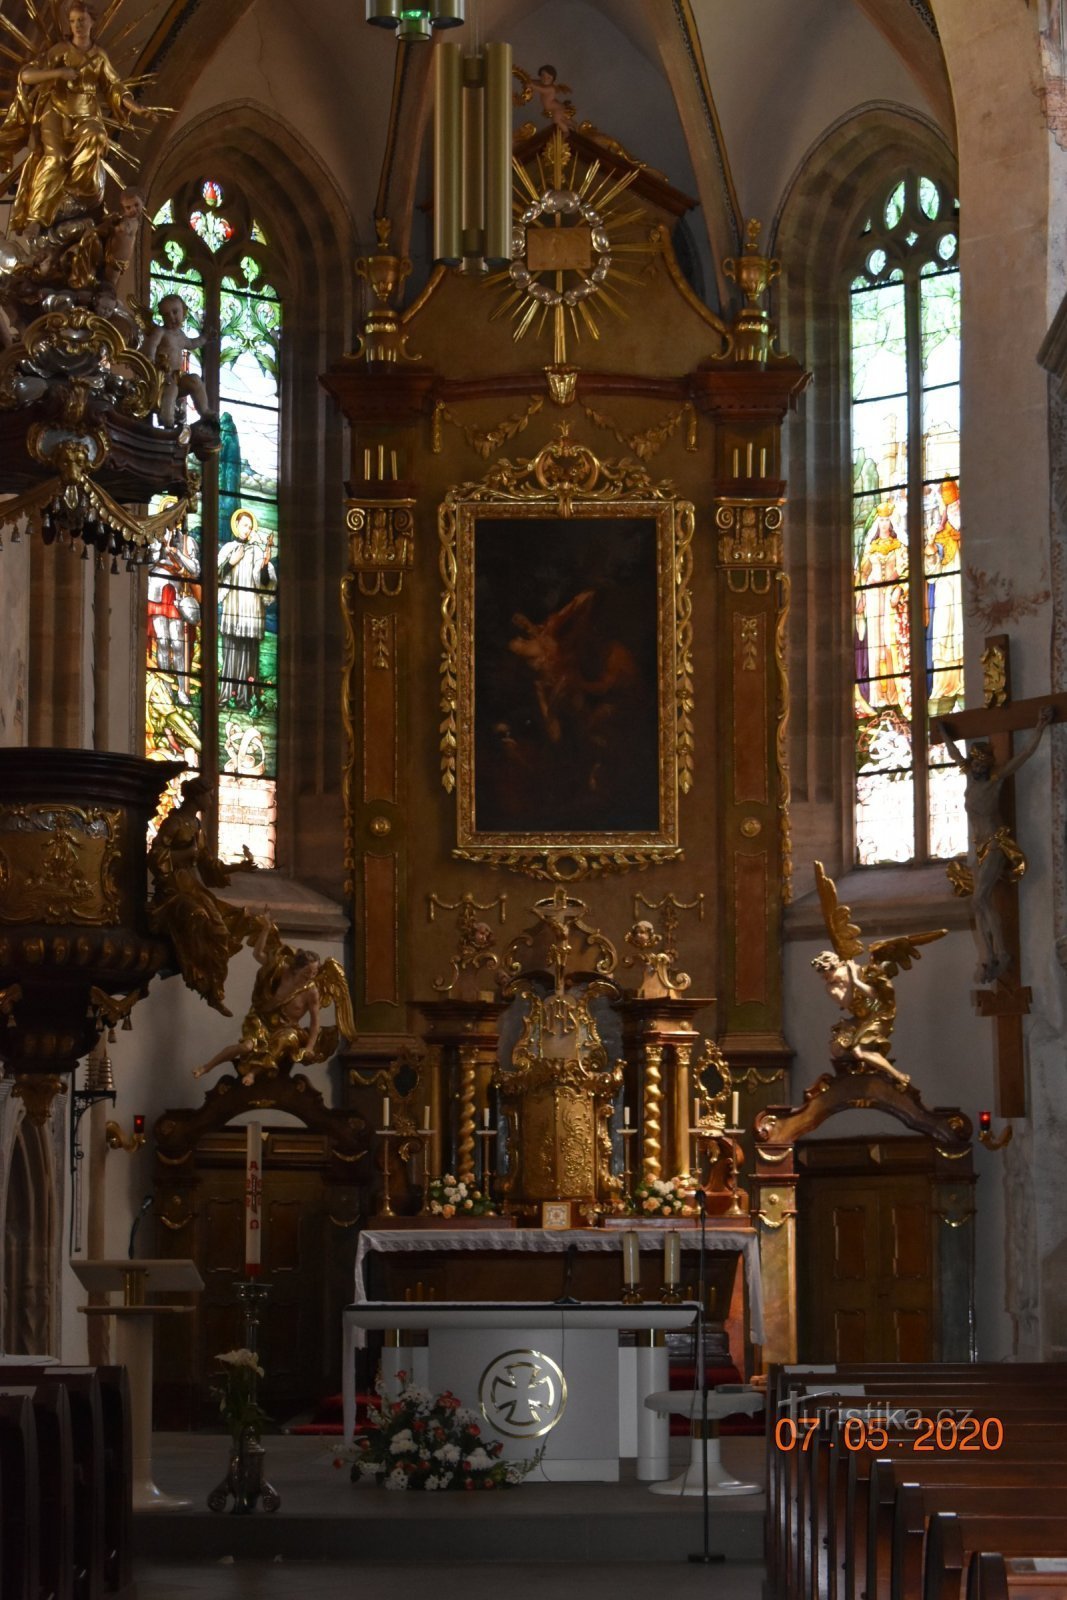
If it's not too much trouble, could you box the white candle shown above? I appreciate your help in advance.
[244,1122,262,1278]
[382,1096,390,1129]
[483,1107,491,1128]
[622,1229,639,1287]
[623,1105,630,1127]
[731,1090,740,1127]
[665,1230,680,1286]
[423,1106,431,1131]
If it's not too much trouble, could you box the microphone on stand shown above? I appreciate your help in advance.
[128,1194,153,1260]
[553,1241,580,1306]
[688,1186,723,1564]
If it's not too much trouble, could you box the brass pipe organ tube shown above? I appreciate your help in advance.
[461,51,485,260]
[433,42,462,264]
[483,41,513,264]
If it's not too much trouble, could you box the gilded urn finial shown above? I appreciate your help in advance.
[354,215,418,366]
[723,217,782,367]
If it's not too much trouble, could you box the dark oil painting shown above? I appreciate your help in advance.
[473,515,661,834]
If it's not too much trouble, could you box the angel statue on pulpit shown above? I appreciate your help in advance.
[192,913,355,1086]
[811,861,945,1089]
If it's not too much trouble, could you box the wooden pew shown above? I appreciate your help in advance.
[767,1365,1067,1600]
[4,1382,76,1600]
[799,1384,1066,1600]
[868,1455,1067,1600]
[0,1392,39,1600]
[0,1364,133,1600]
[838,1414,1067,1600]
[967,1553,1067,1600]
[924,1512,1067,1600]
[892,1483,1067,1600]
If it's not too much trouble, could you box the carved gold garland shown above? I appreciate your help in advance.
[579,399,697,461]
[439,429,694,882]
[432,396,545,459]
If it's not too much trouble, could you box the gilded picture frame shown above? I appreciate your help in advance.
[439,431,694,881]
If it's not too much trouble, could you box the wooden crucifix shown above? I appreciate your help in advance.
[932,635,1064,1117]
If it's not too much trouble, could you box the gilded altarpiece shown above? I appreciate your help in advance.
[321,122,809,1169]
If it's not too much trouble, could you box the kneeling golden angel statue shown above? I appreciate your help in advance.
[811,861,945,1089]
[193,913,355,1086]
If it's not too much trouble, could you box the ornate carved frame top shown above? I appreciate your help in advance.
[439,429,695,882]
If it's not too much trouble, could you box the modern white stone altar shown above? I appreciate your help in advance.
[342,1302,698,1482]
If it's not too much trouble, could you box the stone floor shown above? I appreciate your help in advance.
[134,1432,767,1596]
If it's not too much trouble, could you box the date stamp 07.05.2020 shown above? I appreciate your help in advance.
[774,1410,1005,1453]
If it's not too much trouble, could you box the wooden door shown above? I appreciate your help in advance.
[798,1139,936,1363]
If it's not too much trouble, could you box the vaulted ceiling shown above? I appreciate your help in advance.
[3,0,956,304]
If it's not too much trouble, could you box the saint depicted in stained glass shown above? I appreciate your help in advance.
[850,172,965,865]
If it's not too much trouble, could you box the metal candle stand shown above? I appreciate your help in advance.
[207,1280,281,1514]
[377,1125,398,1217]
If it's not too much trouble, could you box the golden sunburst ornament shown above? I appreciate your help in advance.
[488,127,652,365]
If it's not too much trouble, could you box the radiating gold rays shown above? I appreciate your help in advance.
[488,127,652,365]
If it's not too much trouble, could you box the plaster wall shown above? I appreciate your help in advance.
[933,0,1067,1359]
[58,921,346,1364]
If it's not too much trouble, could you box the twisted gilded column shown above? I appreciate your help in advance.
[456,1044,478,1184]
[641,1043,664,1183]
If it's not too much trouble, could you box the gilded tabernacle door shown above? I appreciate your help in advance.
[439,430,695,882]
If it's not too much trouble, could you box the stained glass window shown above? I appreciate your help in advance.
[850,172,965,865]
[147,179,282,867]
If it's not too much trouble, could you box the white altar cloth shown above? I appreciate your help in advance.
[341,1300,698,1481]
[351,1227,763,1343]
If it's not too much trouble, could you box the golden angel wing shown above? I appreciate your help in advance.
[814,860,863,960]
[317,957,356,1044]
[868,928,946,977]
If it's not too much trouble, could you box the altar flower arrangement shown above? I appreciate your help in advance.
[629,1176,696,1218]
[210,1348,270,1444]
[341,1375,541,1490]
[427,1174,497,1217]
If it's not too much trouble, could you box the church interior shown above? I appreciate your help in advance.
[1,0,1067,1595]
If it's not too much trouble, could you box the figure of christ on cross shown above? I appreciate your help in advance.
[937,705,1054,985]
[932,637,1065,1114]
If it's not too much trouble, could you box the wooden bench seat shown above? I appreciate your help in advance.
[766,1363,1067,1600]
[925,1512,1067,1600]
[967,1553,1067,1600]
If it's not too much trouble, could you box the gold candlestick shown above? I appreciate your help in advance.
[416,1128,436,1215]
[378,1126,397,1218]
[620,1124,638,1198]
[723,1127,745,1217]
[477,1124,496,1196]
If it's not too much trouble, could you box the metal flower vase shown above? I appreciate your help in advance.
[207,1429,280,1515]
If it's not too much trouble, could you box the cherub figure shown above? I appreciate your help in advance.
[192,913,355,1086]
[66,186,145,290]
[514,63,576,128]
[811,860,945,1088]
[938,707,1054,984]
[147,774,256,1014]
[143,293,216,426]
[623,918,690,1000]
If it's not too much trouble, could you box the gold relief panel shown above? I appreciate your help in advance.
[0,806,122,925]
[346,499,415,596]
[439,430,695,882]
[716,500,783,570]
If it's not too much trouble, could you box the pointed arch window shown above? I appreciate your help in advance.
[850,172,966,865]
[145,178,282,866]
